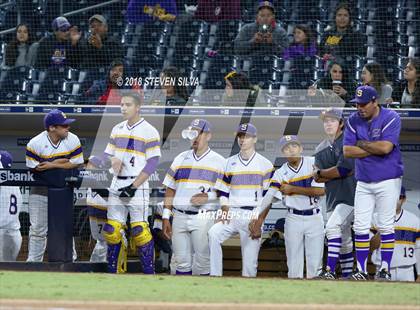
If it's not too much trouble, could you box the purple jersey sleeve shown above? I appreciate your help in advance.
[343,118,357,146]
[381,113,401,146]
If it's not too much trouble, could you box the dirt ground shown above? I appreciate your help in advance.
[0,300,419,310]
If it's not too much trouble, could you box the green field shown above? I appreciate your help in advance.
[0,271,419,305]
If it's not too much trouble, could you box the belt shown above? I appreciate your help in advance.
[117,176,137,180]
[240,206,255,210]
[288,208,320,216]
[173,208,198,215]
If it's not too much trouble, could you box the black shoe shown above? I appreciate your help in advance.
[315,269,337,280]
[376,268,391,281]
[350,270,369,281]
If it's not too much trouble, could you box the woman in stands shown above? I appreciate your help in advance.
[361,62,393,105]
[85,59,141,105]
[392,58,420,107]
[309,61,357,105]
[1,23,38,70]
[283,24,317,61]
[223,71,260,107]
[319,3,366,65]
[159,66,189,106]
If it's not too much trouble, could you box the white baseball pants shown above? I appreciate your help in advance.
[0,229,22,261]
[208,209,262,277]
[284,211,325,278]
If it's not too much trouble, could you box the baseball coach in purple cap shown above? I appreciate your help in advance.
[343,85,404,281]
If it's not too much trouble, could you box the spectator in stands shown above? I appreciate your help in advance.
[35,17,82,68]
[126,0,177,23]
[361,62,393,105]
[1,23,38,70]
[392,58,420,107]
[234,1,288,56]
[160,66,189,106]
[283,24,317,61]
[194,0,241,22]
[309,61,357,104]
[223,71,260,107]
[85,59,140,105]
[319,3,366,65]
[81,15,123,68]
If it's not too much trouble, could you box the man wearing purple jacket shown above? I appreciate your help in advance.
[343,85,404,281]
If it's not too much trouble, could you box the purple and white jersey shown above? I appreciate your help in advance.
[0,186,22,230]
[163,149,225,211]
[215,152,273,208]
[105,118,161,178]
[344,107,404,183]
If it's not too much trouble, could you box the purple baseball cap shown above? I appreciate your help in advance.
[279,135,301,150]
[258,1,275,12]
[236,123,257,136]
[52,16,71,32]
[188,119,212,133]
[350,85,378,105]
[0,150,13,168]
[320,107,343,121]
[44,109,75,129]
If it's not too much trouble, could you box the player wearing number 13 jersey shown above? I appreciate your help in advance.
[0,151,23,262]
[371,187,419,282]
[103,93,161,274]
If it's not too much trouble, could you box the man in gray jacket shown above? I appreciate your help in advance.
[234,1,288,56]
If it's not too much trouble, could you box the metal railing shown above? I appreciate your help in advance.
[0,0,122,36]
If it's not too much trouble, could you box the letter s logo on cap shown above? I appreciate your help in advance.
[61,112,67,119]
[285,135,292,141]
[193,119,200,126]
[241,124,248,131]
[357,89,363,97]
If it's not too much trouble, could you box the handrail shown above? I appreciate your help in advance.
[62,0,122,17]
[0,0,123,36]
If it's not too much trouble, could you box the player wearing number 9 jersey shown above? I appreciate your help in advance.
[252,136,325,279]
[0,151,23,261]
[103,93,161,274]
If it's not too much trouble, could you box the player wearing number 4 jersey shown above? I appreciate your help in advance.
[0,151,23,261]
[371,187,420,282]
[344,86,404,281]
[209,123,273,277]
[25,109,84,262]
[103,93,161,274]
[250,136,325,279]
[162,119,225,275]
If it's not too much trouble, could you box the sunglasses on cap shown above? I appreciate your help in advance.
[224,71,237,80]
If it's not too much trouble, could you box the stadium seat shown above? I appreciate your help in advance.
[201,54,242,90]
[172,54,202,72]
[0,66,30,92]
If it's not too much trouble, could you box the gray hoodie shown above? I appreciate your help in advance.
[234,22,288,56]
